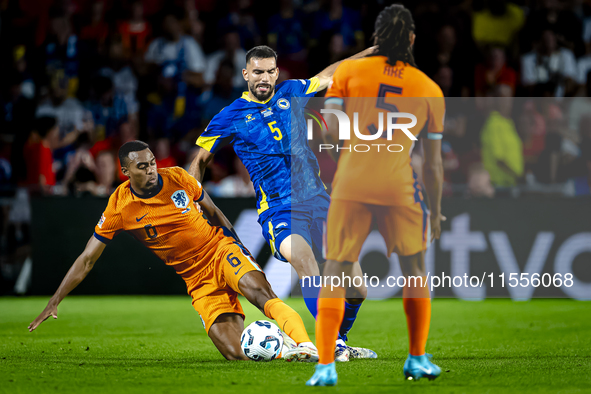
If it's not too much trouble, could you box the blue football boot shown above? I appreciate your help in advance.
[306,362,338,386]
[403,354,441,381]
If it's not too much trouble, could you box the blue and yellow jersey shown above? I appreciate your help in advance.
[196,78,325,214]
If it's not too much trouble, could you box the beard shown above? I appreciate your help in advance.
[249,81,274,102]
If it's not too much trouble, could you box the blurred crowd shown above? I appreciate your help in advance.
[0,0,590,203]
[3,0,591,293]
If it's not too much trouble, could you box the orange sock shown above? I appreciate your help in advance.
[264,298,311,345]
[316,286,346,365]
[402,276,431,356]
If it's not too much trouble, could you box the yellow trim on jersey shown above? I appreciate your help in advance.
[318,170,327,190]
[257,185,269,214]
[241,91,272,104]
[267,220,276,255]
[196,135,220,152]
[306,77,320,95]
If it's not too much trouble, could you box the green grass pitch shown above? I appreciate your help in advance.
[1,297,590,394]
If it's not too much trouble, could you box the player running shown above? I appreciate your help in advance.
[307,4,446,385]
[189,46,377,361]
[29,141,318,362]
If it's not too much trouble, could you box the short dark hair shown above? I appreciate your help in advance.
[119,140,149,167]
[373,4,416,67]
[245,45,277,66]
[35,117,57,138]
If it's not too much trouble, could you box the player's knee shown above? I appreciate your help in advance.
[223,347,249,361]
[298,259,319,277]
[281,235,320,277]
[219,339,249,361]
[292,254,319,277]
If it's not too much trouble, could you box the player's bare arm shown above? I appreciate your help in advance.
[323,102,344,162]
[422,138,446,241]
[28,236,106,332]
[198,189,242,244]
[187,150,242,242]
[188,147,214,183]
[314,46,378,90]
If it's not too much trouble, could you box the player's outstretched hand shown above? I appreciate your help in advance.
[430,214,446,243]
[28,303,58,332]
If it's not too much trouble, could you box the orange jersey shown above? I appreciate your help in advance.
[94,167,236,286]
[325,56,445,206]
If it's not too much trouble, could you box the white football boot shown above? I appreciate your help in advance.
[280,331,297,357]
[335,339,350,362]
[347,346,378,359]
[283,341,319,362]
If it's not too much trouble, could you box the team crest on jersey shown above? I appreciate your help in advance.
[171,190,189,209]
[97,213,106,229]
[277,98,290,110]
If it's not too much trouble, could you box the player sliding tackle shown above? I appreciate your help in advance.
[190,45,377,362]
[29,141,317,362]
[308,4,446,385]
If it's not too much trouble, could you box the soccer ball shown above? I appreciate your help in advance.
[240,320,284,361]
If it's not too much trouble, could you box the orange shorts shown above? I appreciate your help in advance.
[326,199,430,263]
[188,242,263,333]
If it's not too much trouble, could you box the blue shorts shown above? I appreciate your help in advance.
[258,192,330,263]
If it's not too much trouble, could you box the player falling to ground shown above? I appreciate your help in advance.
[29,141,317,362]
[189,46,377,361]
[307,4,446,386]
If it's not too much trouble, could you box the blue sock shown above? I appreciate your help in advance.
[339,302,362,341]
[300,276,321,319]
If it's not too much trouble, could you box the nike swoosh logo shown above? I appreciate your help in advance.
[234,266,243,275]
[136,213,148,222]
[420,367,432,374]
